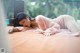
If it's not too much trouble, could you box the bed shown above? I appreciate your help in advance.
[8,26,80,53]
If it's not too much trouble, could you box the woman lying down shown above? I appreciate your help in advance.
[9,12,80,37]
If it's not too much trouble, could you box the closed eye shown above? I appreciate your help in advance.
[22,21,25,24]
[19,21,25,25]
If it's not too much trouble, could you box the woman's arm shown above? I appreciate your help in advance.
[44,22,60,36]
[8,27,32,34]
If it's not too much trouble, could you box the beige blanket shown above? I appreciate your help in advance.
[9,29,80,53]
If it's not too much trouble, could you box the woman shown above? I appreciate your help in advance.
[9,12,38,33]
[9,12,60,34]
[9,12,80,36]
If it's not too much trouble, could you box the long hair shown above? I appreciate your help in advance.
[14,12,32,27]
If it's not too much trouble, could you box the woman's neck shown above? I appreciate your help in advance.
[30,19,38,28]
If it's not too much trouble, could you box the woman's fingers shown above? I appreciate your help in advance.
[44,32,51,36]
[13,28,21,32]
[8,27,22,34]
[8,28,14,34]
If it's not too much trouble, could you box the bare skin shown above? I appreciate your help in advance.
[8,18,38,34]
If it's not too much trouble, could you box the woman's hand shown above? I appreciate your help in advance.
[8,27,22,34]
[44,31,52,36]
[44,27,59,36]
[9,27,32,34]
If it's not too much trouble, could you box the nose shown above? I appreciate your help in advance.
[23,23,29,27]
[23,23,26,27]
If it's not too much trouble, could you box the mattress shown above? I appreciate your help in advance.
[8,27,80,53]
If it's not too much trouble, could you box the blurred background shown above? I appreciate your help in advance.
[3,0,80,25]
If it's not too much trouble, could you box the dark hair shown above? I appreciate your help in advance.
[14,12,31,27]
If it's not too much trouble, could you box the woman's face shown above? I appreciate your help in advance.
[19,18,31,27]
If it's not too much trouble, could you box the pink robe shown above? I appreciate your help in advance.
[35,15,80,36]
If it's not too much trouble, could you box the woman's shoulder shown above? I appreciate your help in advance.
[30,19,38,28]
